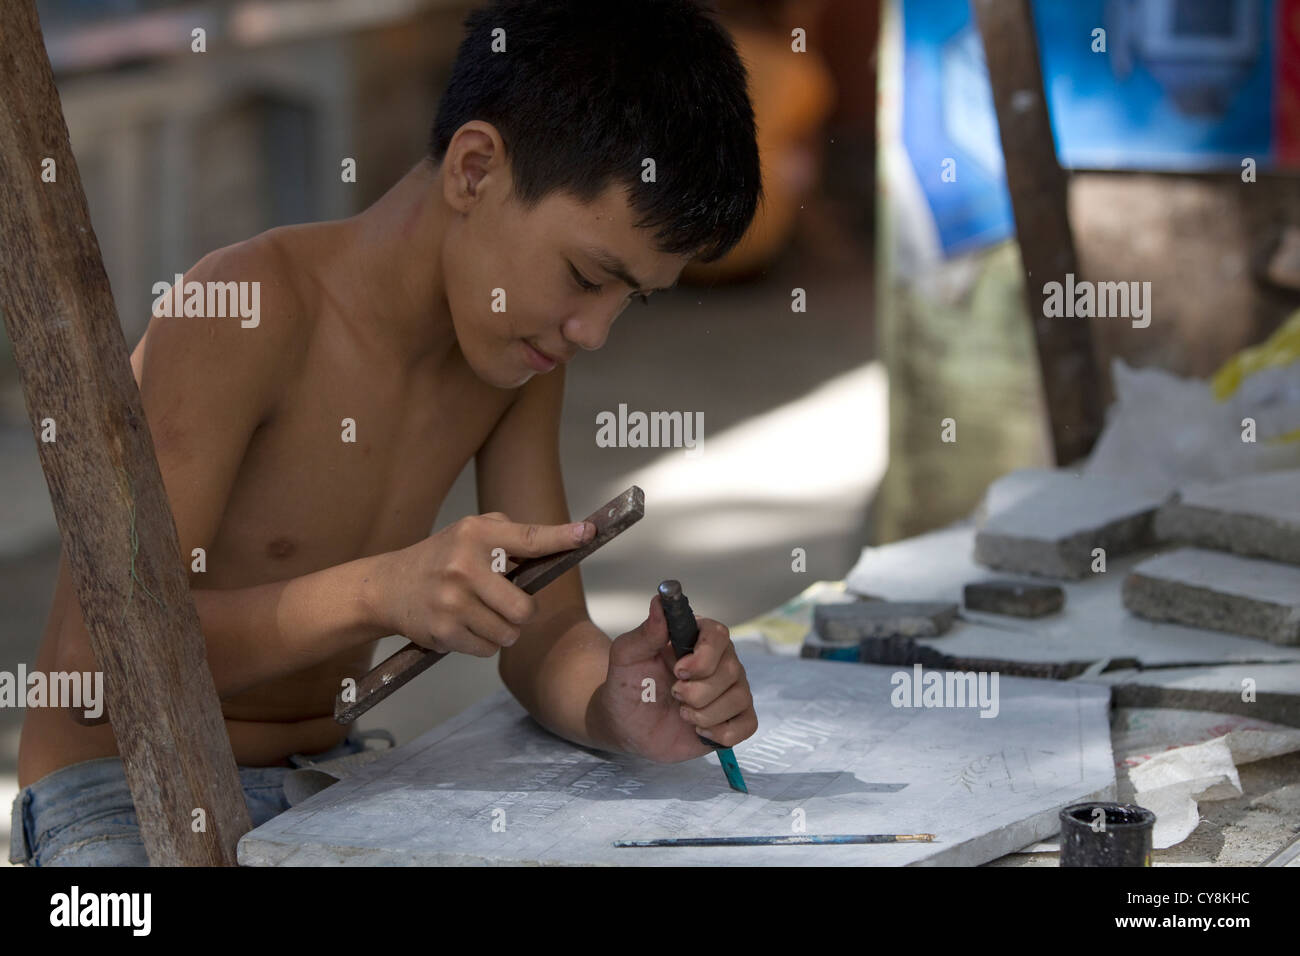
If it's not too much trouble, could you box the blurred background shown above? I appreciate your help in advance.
[3,0,1300,859]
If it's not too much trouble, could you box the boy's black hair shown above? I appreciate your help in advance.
[430,0,762,263]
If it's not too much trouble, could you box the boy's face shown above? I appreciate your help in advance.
[442,167,692,389]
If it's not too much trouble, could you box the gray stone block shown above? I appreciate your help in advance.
[974,475,1169,579]
[813,601,958,641]
[239,652,1116,867]
[1088,663,1300,727]
[1155,469,1300,565]
[1124,548,1300,645]
[964,580,1064,618]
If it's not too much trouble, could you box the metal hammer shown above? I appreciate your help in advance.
[334,485,645,723]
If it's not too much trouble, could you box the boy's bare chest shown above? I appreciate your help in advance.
[205,345,513,586]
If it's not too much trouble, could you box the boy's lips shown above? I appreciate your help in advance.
[522,339,569,371]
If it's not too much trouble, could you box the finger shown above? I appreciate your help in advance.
[671,618,731,680]
[453,629,503,658]
[672,650,744,709]
[476,571,538,626]
[696,706,759,749]
[479,516,595,559]
[422,621,499,658]
[608,594,672,667]
[459,597,523,648]
[677,678,751,729]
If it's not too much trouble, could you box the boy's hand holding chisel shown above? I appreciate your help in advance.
[588,588,758,766]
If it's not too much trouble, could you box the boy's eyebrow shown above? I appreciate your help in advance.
[581,246,677,293]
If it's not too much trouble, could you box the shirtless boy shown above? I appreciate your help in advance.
[11,0,762,865]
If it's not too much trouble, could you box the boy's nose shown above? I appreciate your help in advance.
[562,302,626,352]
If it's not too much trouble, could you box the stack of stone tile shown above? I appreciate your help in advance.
[973,472,1171,579]
[1124,469,1300,645]
[968,468,1300,645]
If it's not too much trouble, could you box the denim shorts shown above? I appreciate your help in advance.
[9,728,394,867]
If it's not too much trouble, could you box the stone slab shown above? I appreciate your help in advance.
[842,526,1300,721]
[853,617,1300,679]
[1155,469,1300,565]
[846,525,1300,668]
[964,580,1064,618]
[974,468,1069,524]
[974,474,1170,579]
[803,601,958,662]
[1124,548,1300,645]
[813,601,958,640]
[1087,664,1300,727]
[239,652,1116,867]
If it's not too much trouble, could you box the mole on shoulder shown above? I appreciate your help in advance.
[266,537,297,559]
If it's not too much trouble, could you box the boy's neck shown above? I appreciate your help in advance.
[344,159,457,367]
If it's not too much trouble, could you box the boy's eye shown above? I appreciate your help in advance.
[569,262,651,305]
[569,263,602,294]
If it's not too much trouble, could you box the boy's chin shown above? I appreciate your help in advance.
[463,345,534,389]
[500,369,536,388]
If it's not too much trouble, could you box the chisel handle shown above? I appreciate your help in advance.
[658,579,700,659]
[658,579,724,751]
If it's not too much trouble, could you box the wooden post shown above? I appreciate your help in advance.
[0,1,250,864]
[973,0,1106,465]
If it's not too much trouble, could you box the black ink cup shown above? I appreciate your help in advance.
[1059,802,1155,866]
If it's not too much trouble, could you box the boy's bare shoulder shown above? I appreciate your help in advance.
[135,225,325,424]
[188,227,315,343]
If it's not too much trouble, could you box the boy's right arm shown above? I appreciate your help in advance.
[52,239,392,703]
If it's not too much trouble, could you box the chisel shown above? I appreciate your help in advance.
[658,579,749,794]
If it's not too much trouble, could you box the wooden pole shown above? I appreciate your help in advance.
[0,1,251,865]
[973,0,1106,465]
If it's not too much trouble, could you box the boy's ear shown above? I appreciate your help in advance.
[442,122,509,209]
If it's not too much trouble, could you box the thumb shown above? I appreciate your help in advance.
[609,593,672,667]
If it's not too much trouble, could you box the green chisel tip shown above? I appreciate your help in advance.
[716,746,748,793]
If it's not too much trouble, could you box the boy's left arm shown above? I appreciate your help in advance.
[475,367,757,762]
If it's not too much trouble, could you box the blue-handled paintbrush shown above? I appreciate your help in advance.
[615,833,935,847]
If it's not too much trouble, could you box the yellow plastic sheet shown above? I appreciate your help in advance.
[1211,310,1300,443]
